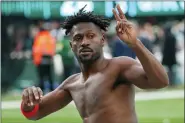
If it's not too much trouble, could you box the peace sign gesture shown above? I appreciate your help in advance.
[112,4,138,47]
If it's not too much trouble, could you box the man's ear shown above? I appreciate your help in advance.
[70,41,74,51]
[101,33,105,46]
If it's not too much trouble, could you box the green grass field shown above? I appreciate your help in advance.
[2,99,184,123]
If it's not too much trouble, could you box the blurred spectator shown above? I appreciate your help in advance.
[162,23,177,86]
[111,38,136,59]
[26,25,39,51]
[32,26,56,92]
[103,39,112,59]
[12,24,28,52]
[50,20,61,39]
[153,25,165,51]
[172,20,184,83]
[137,21,154,53]
[57,36,76,80]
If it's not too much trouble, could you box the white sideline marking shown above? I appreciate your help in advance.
[2,90,184,109]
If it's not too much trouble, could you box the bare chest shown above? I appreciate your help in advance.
[69,73,115,117]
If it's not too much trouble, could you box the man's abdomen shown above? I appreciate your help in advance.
[83,104,138,123]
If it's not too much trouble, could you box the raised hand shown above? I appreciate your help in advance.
[112,4,138,47]
[22,86,43,107]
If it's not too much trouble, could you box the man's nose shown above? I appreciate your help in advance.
[81,38,90,47]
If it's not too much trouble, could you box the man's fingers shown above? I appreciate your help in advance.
[116,21,124,33]
[28,88,34,106]
[121,22,125,34]
[116,20,131,35]
[32,86,40,100]
[37,87,43,98]
[116,21,120,32]
[112,8,121,21]
[116,4,127,20]
[22,89,29,105]
[22,87,43,106]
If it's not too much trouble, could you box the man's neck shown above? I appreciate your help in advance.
[79,56,108,81]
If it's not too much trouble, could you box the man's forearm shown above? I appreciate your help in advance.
[131,39,169,88]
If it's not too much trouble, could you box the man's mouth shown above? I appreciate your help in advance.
[80,48,93,53]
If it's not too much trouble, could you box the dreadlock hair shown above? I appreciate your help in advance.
[61,5,111,35]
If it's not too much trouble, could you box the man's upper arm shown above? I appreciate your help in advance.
[117,57,151,89]
[36,74,78,119]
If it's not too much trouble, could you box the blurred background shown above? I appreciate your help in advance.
[1,1,184,123]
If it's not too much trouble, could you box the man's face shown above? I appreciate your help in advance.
[70,22,105,63]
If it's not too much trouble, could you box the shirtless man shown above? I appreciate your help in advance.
[21,5,169,123]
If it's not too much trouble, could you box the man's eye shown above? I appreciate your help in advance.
[74,37,81,41]
[88,34,94,39]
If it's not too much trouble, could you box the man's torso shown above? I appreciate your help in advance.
[64,58,137,123]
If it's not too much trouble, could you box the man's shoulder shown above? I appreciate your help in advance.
[112,56,137,65]
[64,73,81,85]
[58,73,81,90]
[110,56,140,71]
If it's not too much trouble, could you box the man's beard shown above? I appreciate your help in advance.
[78,52,100,64]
